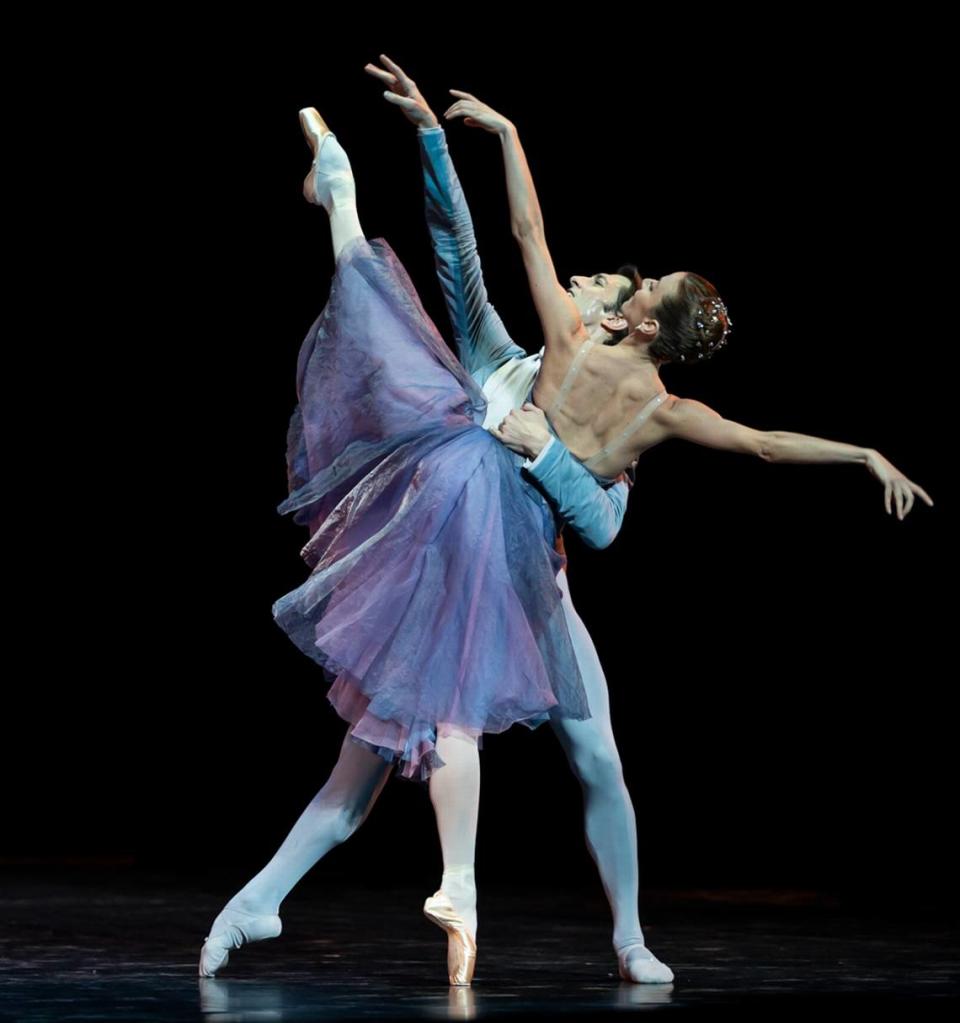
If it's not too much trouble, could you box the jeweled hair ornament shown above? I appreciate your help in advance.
[679,296,732,362]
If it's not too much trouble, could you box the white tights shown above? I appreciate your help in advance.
[227,570,640,955]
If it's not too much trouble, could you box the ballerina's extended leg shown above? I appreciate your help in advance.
[298,106,365,263]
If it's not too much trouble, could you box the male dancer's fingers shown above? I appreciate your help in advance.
[379,54,416,91]
[382,93,416,111]
[364,63,396,86]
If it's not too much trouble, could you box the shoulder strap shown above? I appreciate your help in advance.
[546,338,596,421]
[581,391,670,470]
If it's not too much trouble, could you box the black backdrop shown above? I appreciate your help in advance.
[16,17,952,917]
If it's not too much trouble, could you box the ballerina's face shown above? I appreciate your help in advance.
[619,272,688,333]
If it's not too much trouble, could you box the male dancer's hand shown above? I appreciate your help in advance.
[364,54,440,130]
[489,403,553,460]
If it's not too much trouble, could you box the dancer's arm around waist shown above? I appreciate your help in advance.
[524,432,633,550]
[495,403,633,550]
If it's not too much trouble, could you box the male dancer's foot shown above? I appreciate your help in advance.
[616,938,675,984]
[198,897,283,977]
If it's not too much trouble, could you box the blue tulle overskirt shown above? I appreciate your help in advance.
[272,236,590,782]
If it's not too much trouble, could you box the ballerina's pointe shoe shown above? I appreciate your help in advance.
[616,941,675,984]
[297,107,355,213]
[198,905,283,977]
[423,890,477,986]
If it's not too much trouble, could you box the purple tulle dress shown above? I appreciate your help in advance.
[272,236,590,782]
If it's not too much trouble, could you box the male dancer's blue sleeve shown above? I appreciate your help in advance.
[418,125,527,388]
[417,124,631,550]
[523,438,634,550]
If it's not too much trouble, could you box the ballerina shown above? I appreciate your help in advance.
[199,105,646,989]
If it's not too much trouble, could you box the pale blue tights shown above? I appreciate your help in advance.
[224,567,646,955]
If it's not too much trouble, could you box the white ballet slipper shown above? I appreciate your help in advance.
[616,941,675,984]
[198,905,283,977]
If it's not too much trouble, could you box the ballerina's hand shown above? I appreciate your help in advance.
[363,53,439,130]
[489,402,551,458]
[443,90,514,135]
[864,449,934,520]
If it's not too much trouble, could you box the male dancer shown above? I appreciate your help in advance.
[199,80,668,986]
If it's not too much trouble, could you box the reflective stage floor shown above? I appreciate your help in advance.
[2,867,957,1021]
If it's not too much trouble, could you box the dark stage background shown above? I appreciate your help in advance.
[15,20,953,923]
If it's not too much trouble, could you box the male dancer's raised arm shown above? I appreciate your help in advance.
[366,55,633,551]
[417,123,634,549]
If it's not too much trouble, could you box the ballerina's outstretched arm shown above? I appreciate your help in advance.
[665,397,934,520]
[492,401,637,550]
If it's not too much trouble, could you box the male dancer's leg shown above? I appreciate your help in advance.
[198,727,393,975]
[226,729,394,915]
[549,568,673,982]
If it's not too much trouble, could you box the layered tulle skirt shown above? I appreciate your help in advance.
[272,235,590,781]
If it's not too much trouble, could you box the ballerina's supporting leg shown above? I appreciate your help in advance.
[423,725,480,985]
[427,727,480,939]
[199,727,392,976]
[549,570,674,984]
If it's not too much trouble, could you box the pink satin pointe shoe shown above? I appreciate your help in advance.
[297,106,355,212]
[423,890,477,986]
[198,904,283,977]
[616,940,675,984]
